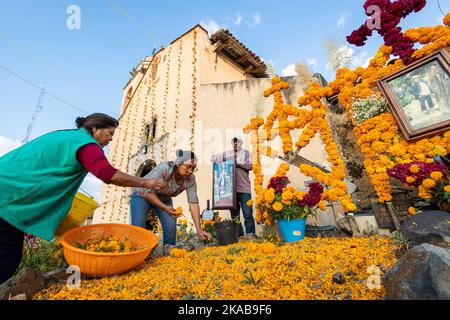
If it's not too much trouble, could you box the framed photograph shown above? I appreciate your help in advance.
[212,158,236,210]
[378,48,450,141]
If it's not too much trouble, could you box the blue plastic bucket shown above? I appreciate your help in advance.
[277,219,306,243]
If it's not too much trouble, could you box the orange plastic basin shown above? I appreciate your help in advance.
[61,224,158,278]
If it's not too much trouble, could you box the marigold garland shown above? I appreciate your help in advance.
[326,16,450,203]
[245,77,356,218]
[189,30,198,150]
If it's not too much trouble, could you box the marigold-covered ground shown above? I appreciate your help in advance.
[35,237,398,300]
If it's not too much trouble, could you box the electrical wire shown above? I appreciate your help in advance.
[105,0,161,48]
[437,0,446,16]
[0,63,90,114]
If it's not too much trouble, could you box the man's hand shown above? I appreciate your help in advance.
[143,178,166,192]
[198,229,212,241]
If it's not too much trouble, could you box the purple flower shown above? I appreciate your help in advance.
[268,176,290,194]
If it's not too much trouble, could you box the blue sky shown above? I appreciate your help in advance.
[0,0,448,199]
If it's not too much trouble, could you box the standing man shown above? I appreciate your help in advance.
[411,75,434,114]
[211,135,256,238]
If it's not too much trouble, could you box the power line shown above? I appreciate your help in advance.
[105,0,161,49]
[0,63,147,141]
[0,30,109,112]
[0,63,89,114]
[58,0,143,60]
[437,0,446,16]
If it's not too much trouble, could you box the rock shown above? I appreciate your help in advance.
[400,211,450,248]
[179,243,195,252]
[44,268,71,286]
[376,229,392,237]
[10,294,27,300]
[239,234,258,241]
[382,244,450,300]
[355,215,379,235]
[0,268,45,300]
[162,244,177,256]
[336,217,353,235]
[332,272,345,285]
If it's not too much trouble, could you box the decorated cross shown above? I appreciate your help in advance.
[346,0,427,65]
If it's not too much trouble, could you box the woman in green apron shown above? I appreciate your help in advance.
[0,113,166,284]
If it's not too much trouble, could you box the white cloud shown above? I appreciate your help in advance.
[253,12,261,25]
[233,14,243,26]
[281,64,296,76]
[307,58,317,67]
[337,13,347,28]
[247,12,262,28]
[80,173,102,203]
[200,19,226,35]
[0,135,22,157]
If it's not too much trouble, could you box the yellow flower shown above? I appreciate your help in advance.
[410,165,420,174]
[247,199,253,207]
[282,190,294,202]
[430,171,443,181]
[445,185,450,193]
[406,176,416,184]
[422,179,436,189]
[170,248,188,258]
[264,190,275,204]
[345,203,357,212]
[273,202,284,212]
[408,207,417,215]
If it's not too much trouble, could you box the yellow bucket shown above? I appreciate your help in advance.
[55,192,99,237]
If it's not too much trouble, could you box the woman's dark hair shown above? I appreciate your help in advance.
[75,113,119,134]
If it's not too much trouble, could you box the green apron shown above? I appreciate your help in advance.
[0,128,100,240]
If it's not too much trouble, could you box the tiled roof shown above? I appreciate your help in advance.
[210,29,268,78]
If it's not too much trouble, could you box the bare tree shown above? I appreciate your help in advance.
[323,36,354,71]
[294,60,314,89]
[266,62,276,78]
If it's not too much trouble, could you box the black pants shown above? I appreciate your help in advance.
[229,193,256,237]
[0,218,24,284]
[419,95,433,111]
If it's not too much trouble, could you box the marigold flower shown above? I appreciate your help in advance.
[406,176,416,184]
[272,202,283,212]
[430,171,443,181]
[444,185,450,193]
[410,165,420,174]
[422,179,436,189]
[408,207,417,215]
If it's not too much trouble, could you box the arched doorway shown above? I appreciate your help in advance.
[136,159,156,178]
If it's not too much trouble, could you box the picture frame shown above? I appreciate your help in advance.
[377,48,450,141]
[212,157,237,210]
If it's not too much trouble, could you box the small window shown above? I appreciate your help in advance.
[150,117,157,141]
[144,124,151,142]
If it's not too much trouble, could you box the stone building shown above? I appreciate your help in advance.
[93,25,342,230]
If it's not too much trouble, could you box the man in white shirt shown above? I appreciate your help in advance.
[411,75,434,113]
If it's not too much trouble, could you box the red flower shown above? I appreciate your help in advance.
[347,0,427,65]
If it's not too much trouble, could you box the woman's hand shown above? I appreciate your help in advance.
[198,229,212,241]
[164,206,180,219]
[143,178,166,192]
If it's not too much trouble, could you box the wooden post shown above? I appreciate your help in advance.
[386,202,401,231]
